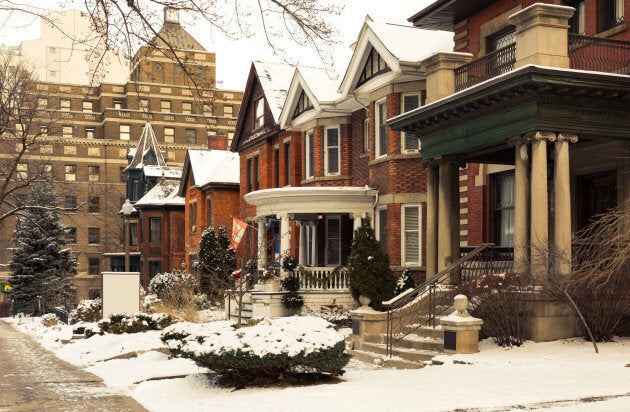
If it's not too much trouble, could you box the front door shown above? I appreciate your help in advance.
[577,170,617,229]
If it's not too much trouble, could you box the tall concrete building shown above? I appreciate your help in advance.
[0,8,242,304]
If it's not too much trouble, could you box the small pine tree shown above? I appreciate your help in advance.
[197,225,236,298]
[394,268,417,296]
[347,220,396,311]
[9,181,76,313]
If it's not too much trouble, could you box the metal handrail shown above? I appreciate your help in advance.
[455,44,516,91]
[569,33,630,74]
[383,243,495,357]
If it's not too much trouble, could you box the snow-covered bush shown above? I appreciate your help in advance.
[161,316,350,384]
[69,298,102,324]
[148,270,198,298]
[394,268,417,296]
[98,312,175,334]
[41,313,60,327]
[72,322,102,338]
[306,308,351,328]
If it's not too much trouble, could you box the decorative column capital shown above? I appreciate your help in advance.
[557,133,578,143]
[523,131,556,143]
[507,135,527,147]
[349,212,367,220]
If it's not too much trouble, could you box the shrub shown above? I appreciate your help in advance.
[98,312,175,334]
[161,316,350,385]
[69,298,102,324]
[281,276,304,311]
[394,268,417,296]
[41,313,60,327]
[148,270,198,299]
[347,220,396,311]
[452,272,533,347]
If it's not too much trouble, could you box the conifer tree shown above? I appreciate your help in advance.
[347,220,396,311]
[8,181,76,313]
[197,225,236,298]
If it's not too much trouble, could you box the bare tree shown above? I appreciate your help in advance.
[0,0,342,81]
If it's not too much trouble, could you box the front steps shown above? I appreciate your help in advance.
[347,325,446,369]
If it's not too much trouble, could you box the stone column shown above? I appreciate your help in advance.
[509,3,574,69]
[554,133,578,276]
[422,52,473,104]
[351,212,364,234]
[511,136,530,273]
[256,217,266,270]
[426,162,439,278]
[438,158,460,280]
[298,222,306,265]
[527,131,555,280]
[278,214,291,270]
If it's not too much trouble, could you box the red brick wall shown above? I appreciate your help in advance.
[351,109,370,186]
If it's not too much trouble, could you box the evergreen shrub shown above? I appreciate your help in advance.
[98,312,174,334]
[69,298,102,324]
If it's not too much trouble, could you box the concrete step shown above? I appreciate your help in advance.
[357,341,439,363]
[346,348,427,369]
[392,334,444,352]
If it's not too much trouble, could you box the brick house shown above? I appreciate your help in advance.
[390,0,630,340]
[231,19,453,315]
[178,149,240,270]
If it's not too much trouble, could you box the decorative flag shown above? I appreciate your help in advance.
[231,217,248,250]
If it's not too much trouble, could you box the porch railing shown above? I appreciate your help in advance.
[383,243,498,357]
[568,33,630,75]
[455,43,516,91]
[296,267,349,291]
[459,246,514,280]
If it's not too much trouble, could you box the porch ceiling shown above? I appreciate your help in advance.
[244,186,378,218]
[389,66,630,163]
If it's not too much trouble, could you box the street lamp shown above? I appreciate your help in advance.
[120,199,134,272]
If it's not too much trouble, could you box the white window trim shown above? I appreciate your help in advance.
[401,204,422,266]
[375,206,387,243]
[375,98,387,158]
[363,117,369,153]
[401,93,421,153]
[254,98,264,128]
[324,126,340,176]
[305,129,314,179]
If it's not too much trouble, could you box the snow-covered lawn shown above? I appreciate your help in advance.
[8,316,630,411]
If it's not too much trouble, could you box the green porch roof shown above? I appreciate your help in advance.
[389,66,630,163]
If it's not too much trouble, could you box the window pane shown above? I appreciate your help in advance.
[404,206,420,263]
[377,101,388,156]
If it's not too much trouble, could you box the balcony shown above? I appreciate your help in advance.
[454,35,630,92]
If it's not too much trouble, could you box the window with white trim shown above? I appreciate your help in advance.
[182,101,192,115]
[363,117,369,153]
[305,130,314,179]
[325,216,341,266]
[254,98,265,128]
[161,100,171,113]
[164,127,175,143]
[120,124,130,140]
[62,125,73,138]
[376,99,388,157]
[401,93,420,152]
[376,207,388,251]
[492,173,515,246]
[402,205,422,265]
[325,127,340,175]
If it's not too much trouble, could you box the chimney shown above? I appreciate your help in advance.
[164,7,180,25]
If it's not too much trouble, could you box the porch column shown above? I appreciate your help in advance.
[438,158,460,280]
[277,213,291,268]
[527,131,555,280]
[511,136,530,273]
[298,222,306,265]
[554,134,578,276]
[426,162,439,278]
[351,212,364,235]
[256,217,266,270]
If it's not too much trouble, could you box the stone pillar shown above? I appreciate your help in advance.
[256,217,266,270]
[440,295,483,354]
[426,162,439,278]
[512,136,530,273]
[298,222,306,265]
[509,3,574,69]
[527,131,555,280]
[554,134,578,276]
[438,159,460,279]
[422,52,473,104]
[351,212,364,234]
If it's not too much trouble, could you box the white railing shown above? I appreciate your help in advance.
[296,267,350,291]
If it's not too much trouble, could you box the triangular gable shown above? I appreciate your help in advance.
[125,123,166,171]
[356,46,391,87]
[292,89,313,119]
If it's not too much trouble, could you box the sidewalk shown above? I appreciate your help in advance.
[0,319,147,412]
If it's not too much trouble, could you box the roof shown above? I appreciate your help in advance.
[125,123,166,171]
[178,149,240,196]
[143,165,182,179]
[135,180,184,207]
[253,61,296,121]
[297,66,342,103]
[150,22,206,51]
[408,0,494,31]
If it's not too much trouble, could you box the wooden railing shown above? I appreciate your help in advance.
[455,44,516,91]
[296,267,349,291]
[569,33,630,74]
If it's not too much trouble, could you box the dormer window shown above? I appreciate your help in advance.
[292,90,313,119]
[357,47,390,87]
[254,97,265,128]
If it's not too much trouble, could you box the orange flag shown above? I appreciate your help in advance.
[231,217,248,250]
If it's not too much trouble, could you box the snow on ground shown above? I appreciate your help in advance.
[7,316,630,412]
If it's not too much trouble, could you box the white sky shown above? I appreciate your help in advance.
[0,1,435,90]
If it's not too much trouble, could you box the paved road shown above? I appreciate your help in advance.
[0,319,147,412]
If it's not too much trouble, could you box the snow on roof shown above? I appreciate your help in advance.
[253,61,296,121]
[143,165,182,179]
[125,123,166,171]
[297,66,342,103]
[365,19,453,63]
[188,149,240,186]
[135,180,184,207]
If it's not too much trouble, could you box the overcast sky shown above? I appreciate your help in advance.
[0,1,435,90]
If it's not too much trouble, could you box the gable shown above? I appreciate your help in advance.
[356,46,391,88]
[292,89,314,119]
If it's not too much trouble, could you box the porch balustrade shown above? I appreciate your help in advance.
[295,267,350,291]
[454,43,516,91]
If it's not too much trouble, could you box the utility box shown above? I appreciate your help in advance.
[101,272,140,318]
